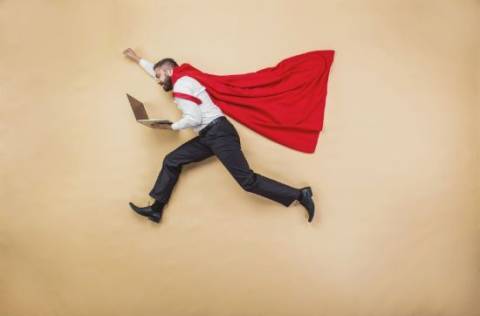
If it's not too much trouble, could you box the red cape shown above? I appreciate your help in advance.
[171,50,335,153]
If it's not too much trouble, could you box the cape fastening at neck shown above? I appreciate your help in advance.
[171,50,335,153]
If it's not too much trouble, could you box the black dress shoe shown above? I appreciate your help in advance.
[298,186,315,222]
[129,201,164,223]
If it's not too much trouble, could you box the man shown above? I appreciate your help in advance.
[123,48,315,224]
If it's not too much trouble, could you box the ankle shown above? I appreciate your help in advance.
[296,190,303,202]
[151,200,165,211]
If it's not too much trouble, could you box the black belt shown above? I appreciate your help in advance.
[199,116,227,136]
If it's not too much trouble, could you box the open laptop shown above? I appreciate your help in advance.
[126,94,173,128]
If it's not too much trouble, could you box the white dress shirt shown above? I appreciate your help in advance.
[139,59,225,132]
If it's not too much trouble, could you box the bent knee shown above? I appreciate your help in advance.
[163,153,181,168]
[238,173,257,192]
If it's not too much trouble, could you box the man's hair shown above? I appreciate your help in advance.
[153,58,178,70]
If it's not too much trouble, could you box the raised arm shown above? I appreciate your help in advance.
[123,48,156,78]
[138,59,156,78]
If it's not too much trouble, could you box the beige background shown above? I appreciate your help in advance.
[1,0,479,315]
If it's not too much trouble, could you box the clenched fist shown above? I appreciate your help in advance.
[123,48,141,63]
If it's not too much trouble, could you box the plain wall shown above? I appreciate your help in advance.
[1,0,479,315]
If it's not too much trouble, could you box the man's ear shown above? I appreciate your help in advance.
[167,69,173,76]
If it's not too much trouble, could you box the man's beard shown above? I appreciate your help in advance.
[160,75,173,92]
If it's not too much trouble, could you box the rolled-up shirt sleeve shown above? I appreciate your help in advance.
[139,58,156,78]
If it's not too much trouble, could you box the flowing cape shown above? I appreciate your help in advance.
[171,50,335,153]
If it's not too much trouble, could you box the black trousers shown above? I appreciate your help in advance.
[149,116,300,207]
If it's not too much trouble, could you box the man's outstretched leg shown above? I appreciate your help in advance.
[129,136,214,223]
[202,118,315,222]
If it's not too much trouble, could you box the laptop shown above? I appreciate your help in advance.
[126,94,173,128]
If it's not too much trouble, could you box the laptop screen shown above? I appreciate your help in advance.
[127,94,148,120]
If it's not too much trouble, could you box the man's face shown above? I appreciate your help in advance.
[154,66,174,92]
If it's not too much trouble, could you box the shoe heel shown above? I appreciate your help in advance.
[148,214,161,223]
[306,186,313,197]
